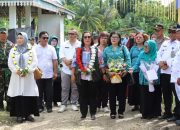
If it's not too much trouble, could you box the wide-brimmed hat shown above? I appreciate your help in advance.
[168,25,177,33]
[153,24,164,31]
[0,28,7,34]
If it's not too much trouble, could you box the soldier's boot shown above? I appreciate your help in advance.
[0,91,4,110]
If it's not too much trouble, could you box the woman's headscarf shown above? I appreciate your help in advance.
[16,32,28,69]
[48,36,59,59]
[141,40,157,62]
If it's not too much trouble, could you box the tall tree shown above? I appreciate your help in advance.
[74,0,103,32]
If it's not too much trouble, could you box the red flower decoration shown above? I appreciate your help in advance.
[76,48,87,72]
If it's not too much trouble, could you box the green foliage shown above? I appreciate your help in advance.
[0,18,8,28]
[64,0,175,35]
[73,1,104,32]
[64,18,81,39]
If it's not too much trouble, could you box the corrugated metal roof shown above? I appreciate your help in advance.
[0,0,75,17]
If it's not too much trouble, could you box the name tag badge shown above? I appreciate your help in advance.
[171,51,175,58]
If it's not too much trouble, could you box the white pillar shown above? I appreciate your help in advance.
[25,6,31,27]
[9,6,16,29]
[37,8,42,35]
[59,16,64,44]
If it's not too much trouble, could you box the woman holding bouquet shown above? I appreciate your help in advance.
[7,32,39,123]
[71,31,101,120]
[132,40,161,119]
[128,33,147,111]
[103,32,131,119]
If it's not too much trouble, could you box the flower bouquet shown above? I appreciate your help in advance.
[107,58,126,84]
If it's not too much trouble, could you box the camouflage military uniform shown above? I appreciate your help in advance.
[0,41,12,110]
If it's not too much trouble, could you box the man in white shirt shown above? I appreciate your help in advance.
[157,26,180,120]
[171,27,180,125]
[35,31,58,113]
[59,29,81,112]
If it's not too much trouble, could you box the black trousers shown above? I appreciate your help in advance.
[0,69,10,109]
[128,72,140,106]
[140,85,161,118]
[36,78,53,109]
[160,74,180,116]
[79,80,97,116]
[96,79,109,108]
[109,77,127,115]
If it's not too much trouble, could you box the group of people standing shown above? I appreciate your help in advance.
[128,24,180,126]
[0,23,180,126]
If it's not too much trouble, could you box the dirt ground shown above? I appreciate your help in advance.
[0,103,180,130]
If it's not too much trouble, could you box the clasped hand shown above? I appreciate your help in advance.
[16,70,26,77]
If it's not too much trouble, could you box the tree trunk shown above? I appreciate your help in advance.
[100,0,102,9]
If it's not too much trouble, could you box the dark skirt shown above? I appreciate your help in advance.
[10,96,39,117]
[53,76,61,102]
[128,72,140,106]
[140,85,161,118]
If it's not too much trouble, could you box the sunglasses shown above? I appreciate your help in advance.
[83,36,91,39]
[42,37,49,40]
[168,30,176,34]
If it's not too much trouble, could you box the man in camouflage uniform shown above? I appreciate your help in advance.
[154,24,169,50]
[0,28,12,111]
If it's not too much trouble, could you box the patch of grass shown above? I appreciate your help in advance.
[0,111,15,126]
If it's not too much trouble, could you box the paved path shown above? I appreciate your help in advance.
[0,104,179,130]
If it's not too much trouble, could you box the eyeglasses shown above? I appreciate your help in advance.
[136,36,143,39]
[83,36,91,39]
[42,37,49,40]
[68,33,76,35]
[111,37,119,39]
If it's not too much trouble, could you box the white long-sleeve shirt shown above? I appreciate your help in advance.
[171,49,180,82]
[157,40,180,74]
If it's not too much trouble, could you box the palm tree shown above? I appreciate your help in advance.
[102,5,119,28]
[74,1,103,32]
